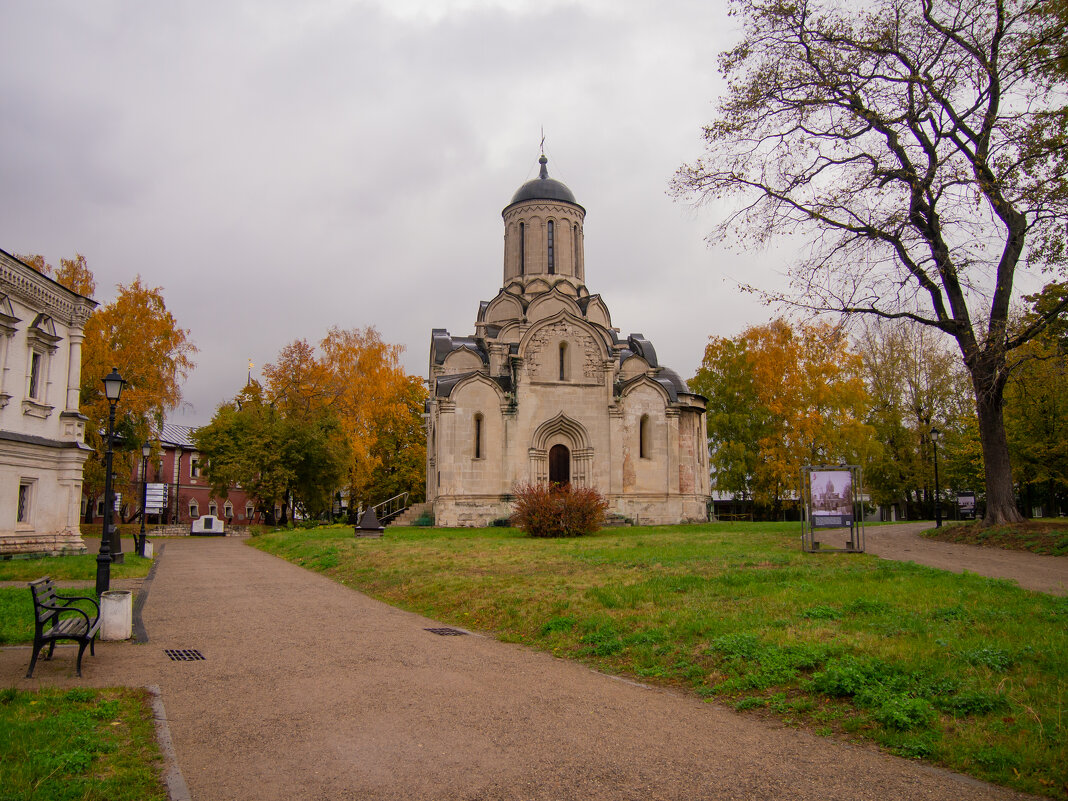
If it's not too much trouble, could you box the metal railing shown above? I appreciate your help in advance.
[371,492,410,524]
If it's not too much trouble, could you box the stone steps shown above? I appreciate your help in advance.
[389,502,433,527]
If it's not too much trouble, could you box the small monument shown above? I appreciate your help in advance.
[355,506,385,538]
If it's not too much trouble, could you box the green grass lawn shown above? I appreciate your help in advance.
[0,687,167,801]
[0,551,152,645]
[0,588,102,646]
[0,552,153,583]
[252,522,1068,799]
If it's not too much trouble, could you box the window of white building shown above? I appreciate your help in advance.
[17,480,34,526]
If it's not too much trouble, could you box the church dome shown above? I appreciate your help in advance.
[508,155,578,206]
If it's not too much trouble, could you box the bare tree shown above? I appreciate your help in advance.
[674,0,1068,524]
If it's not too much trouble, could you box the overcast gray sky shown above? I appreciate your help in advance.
[1,0,777,426]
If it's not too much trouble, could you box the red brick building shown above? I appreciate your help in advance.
[133,423,276,527]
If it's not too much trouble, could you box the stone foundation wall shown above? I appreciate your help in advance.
[0,531,86,557]
[144,524,252,537]
[610,494,708,526]
[433,493,709,528]
[434,496,514,528]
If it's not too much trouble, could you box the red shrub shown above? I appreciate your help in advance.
[511,482,609,537]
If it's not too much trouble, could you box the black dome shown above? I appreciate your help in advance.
[508,155,578,206]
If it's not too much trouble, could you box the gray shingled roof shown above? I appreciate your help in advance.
[160,423,197,448]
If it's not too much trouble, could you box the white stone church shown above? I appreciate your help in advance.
[425,156,710,526]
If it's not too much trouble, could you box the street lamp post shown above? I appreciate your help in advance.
[95,368,126,596]
[930,426,942,529]
[138,441,151,557]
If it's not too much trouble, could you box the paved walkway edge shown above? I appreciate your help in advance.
[133,542,164,643]
[148,684,191,801]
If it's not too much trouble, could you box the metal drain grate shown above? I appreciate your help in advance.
[425,627,467,636]
[164,649,205,661]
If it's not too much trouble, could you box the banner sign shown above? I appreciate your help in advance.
[809,469,854,529]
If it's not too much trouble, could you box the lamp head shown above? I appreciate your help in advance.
[142,442,152,458]
[102,367,126,403]
[930,426,941,441]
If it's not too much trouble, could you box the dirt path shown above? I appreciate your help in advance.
[2,536,1042,800]
[864,522,1068,595]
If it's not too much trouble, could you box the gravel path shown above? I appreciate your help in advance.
[863,522,1067,595]
[3,527,1053,800]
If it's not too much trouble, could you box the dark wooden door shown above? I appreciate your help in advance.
[549,444,570,486]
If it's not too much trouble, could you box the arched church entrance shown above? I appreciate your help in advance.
[549,444,570,485]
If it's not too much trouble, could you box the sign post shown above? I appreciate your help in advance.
[144,483,168,515]
[801,465,865,553]
[957,491,976,520]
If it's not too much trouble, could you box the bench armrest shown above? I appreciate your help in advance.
[55,593,100,618]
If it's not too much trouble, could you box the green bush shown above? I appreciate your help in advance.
[511,482,608,538]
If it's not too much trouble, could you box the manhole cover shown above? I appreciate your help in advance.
[425,627,467,636]
[164,649,205,661]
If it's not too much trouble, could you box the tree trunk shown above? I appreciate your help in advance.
[970,357,1024,526]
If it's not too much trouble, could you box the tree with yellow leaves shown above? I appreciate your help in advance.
[18,252,96,297]
[80,276,197,516]
[690,319,874,518]
[259,326,427,519]
[18,254,196,519]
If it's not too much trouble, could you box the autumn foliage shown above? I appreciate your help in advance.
[689,319,873,515]
[18,252,96,297]
[197,326,427,520]
[511,483,608,538]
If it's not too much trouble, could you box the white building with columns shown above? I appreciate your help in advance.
[426,156,711,526]
[0,248,97,555]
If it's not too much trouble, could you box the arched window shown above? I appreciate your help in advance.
[547,220,555,274]
[573,224,579,273]
[209,501,218,517]
[518,222,525,275]
[189,500,199,518]
[245,504,254,520]
[558,342,568,381]
[474,413,483,459]
[224,501,233,519]
[639,414,651,459]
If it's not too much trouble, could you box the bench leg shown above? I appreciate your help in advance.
[75,639,91,678]
[45,638,57,661]
[26,641,45,679]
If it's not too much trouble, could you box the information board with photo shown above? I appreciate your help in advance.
[809,469,854,528]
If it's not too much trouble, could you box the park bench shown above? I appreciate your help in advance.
[25,577,100,678]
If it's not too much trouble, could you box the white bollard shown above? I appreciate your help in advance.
[100,590,133,640]
[143,541,154,559]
